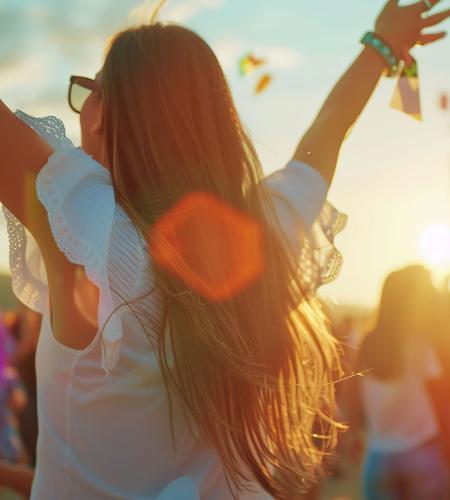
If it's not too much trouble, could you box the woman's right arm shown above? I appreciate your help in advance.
[294,0,450,185]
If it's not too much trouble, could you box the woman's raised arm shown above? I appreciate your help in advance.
[0,100,53,225]
[0,101,73,275]
[294,0,450,185]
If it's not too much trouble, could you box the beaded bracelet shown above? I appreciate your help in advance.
[361,32,400,78]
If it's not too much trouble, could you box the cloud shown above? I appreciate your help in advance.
[160,0,225,23]
[213,38,302,74]
[127,0,225,25]
[127,0,163,25]
[0,53,53,96]
[257,46,302,70]
[0,7,37,68]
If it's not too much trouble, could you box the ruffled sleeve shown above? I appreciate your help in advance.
[2,112,75,314]
[36,147,123,373]
[35,147,115,286]
[2,110,122,373]
[264,159,347,294]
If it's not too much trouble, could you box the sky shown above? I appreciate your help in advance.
[0,0,449,308]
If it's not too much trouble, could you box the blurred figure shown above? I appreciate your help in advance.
[10,305,40,467]
[0,312,27,464]
[344,265,449,500]
[425,276,450,465]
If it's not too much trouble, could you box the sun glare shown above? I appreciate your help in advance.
[420,224,450,279]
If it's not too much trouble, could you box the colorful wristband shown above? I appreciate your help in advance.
[361,31,399,78]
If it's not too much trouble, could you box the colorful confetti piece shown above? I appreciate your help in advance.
[255,73,273,95]
[239,53,266,76]
[439,92,448,111]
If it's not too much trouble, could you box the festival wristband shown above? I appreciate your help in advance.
[360,31,400,78]
[390,58,422,121]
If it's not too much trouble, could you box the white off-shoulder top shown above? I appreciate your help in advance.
[2,111,346,499]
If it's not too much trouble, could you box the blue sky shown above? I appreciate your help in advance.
[0,0,449,307]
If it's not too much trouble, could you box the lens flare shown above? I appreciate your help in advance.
[149,192,265,302]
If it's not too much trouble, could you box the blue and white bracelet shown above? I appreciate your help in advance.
[361,31,400,78]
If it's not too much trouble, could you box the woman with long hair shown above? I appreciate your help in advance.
[0,1,448,498]
[345,266,449,499]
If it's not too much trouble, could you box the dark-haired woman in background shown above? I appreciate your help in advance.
[345,265,449,499]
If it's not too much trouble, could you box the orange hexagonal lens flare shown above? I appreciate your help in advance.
[149,192,265,302]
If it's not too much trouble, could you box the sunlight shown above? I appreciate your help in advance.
[420,223,450,280]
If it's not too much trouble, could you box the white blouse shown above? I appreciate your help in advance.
[2,111,346,499]
[361,340,442,454]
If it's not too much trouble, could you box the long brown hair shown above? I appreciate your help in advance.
[359,265,437,381]
[100,20,342,498]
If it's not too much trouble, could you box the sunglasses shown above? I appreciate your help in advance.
[68,75,101,114]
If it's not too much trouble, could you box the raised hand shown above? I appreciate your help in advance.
[375,0,450,65]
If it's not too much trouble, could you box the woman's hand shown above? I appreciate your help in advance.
[376,0,450,65]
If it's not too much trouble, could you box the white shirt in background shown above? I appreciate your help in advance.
[361,339,442,454]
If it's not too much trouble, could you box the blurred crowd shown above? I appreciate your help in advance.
[0,305,40,474]
[310,266,450,499]
[0,266,449,499]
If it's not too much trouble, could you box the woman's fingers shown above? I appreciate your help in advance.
[412,0,441,13]
[403,48,415,67]
[422,9,450,27]
[417,31,447,45]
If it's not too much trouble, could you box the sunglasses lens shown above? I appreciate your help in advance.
[70,82,92,113]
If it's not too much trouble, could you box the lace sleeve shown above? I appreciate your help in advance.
[1,111,75,313]
[264,159,347,294]
[2,110,122,373]
[1,207,48,313]
[35,146,120,372]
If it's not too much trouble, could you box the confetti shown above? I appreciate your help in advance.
[255,73,272,95]
[439,92,448,111]
[239,53,266,76]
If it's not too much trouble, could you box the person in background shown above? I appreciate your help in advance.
[0,312,27,464]
[424,275,450,464]
[344,265,449,500]
[10,306,40,467]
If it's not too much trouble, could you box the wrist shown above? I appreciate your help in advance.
[361,31,400,77]
[373,29,403,60]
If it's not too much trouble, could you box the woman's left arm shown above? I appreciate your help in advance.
[0,100,69,272]
[0,100,53,225]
